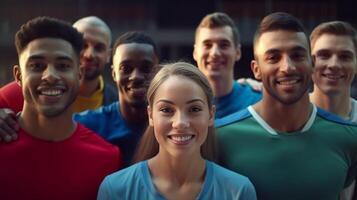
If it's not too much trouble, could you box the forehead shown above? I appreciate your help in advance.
[195,26,234,43]
[255,30,309,55]
[75,23,110,47]
[312,34,355,54]
[154,75,207,102]
[113,43,156,64]
[19,38,77,63]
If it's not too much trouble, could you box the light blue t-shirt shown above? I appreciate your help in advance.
[214,82,261,119]
[97,160,257,200]
[73,101,145,166]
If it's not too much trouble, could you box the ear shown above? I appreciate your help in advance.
[235,44,242,61]
[13,65,22,87]
[251,60,261,80]
[106,47,112,63]
[77,64,82,81]
[193,44,198,62]
[111,65,117,81]
[147,106,154,126]
[208,105,216,127]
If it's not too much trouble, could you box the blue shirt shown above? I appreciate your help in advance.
[214,82,261,119]
[73,101,145,166]
[98,160,257,200]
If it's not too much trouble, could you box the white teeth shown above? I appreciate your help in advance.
[41,90,62,96]
[170,135,193,142]
[279,80,298,85]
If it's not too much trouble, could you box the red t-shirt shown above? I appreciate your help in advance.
[0,123,122,200]
[0,81,23,113]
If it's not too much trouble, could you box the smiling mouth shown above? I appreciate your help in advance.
[40,89,63,96]
[277,79,299,85]
[168,135,195,144]
[322,74,342,80]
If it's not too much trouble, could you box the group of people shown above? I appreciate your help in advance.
[0,10,356,200]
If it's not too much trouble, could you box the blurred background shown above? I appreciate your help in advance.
[1,0,356,96]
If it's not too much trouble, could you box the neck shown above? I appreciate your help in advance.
[148,152,205,186]
[310,87,351,119]
[119,100,148,126]
[254,91,312,133]
[79,76,100,97]
[19,105,76,141]
[209,77,233,97]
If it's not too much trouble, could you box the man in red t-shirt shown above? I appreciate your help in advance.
[0,16,122,200]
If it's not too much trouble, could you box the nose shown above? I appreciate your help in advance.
[327,55,341,69]
[280,55,296,73]
[172,111,189,130]
[42,65,60,83]
[82,46,94,60]
[129,68,145,82]
[209,44,222,57]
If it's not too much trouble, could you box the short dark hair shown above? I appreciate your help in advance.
[195,12,240,46]
[113,31,159,57]
[15,16,83,56]
[310,21,357,53]
[253,12,308,55]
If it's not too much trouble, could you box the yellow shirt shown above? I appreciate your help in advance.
[71,76,104,113]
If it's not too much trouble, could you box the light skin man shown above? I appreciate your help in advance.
[0,16,120,200]
[193,12,261,119]
[216,12,357,199]
[0,31,158,166]
[310,21,357,122]
[309,20,357,200]
[0,16,116,141]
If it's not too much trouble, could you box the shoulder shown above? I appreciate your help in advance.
[209,161,253,186]
[233,81,262,96]
[75,123,121,155]
[207,161,257,198]
[99,162,146,197]
[74,101,119,120]
[0,81,23,112]
[104,161,144,183]
[215,108,252,128]
[316,107,357,127]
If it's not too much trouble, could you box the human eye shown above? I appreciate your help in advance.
[95,44,106,53]
[159,106,174,114]
[219,41,231,49]
[119,64,133,74]
[339,52,354,61]
[141,63,153,74]
[291,51,307,61]
[56,62,72,71]
[203,42,212,49]
[189,104,203,113]
[315,51,331,60]
[28,61,46,72]
[265,53,280,64]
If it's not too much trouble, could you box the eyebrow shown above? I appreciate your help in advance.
[28,55,74,62]
[155,99,206,105]
[202,38,231,43]
[264,46,308,55]
[315,48,354,55]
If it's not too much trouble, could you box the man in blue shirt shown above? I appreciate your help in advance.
[193,12,261,119]
[74,31,159,166]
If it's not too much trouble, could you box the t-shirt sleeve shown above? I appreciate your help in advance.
[97,176,112,200]
[239,178,257,200]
